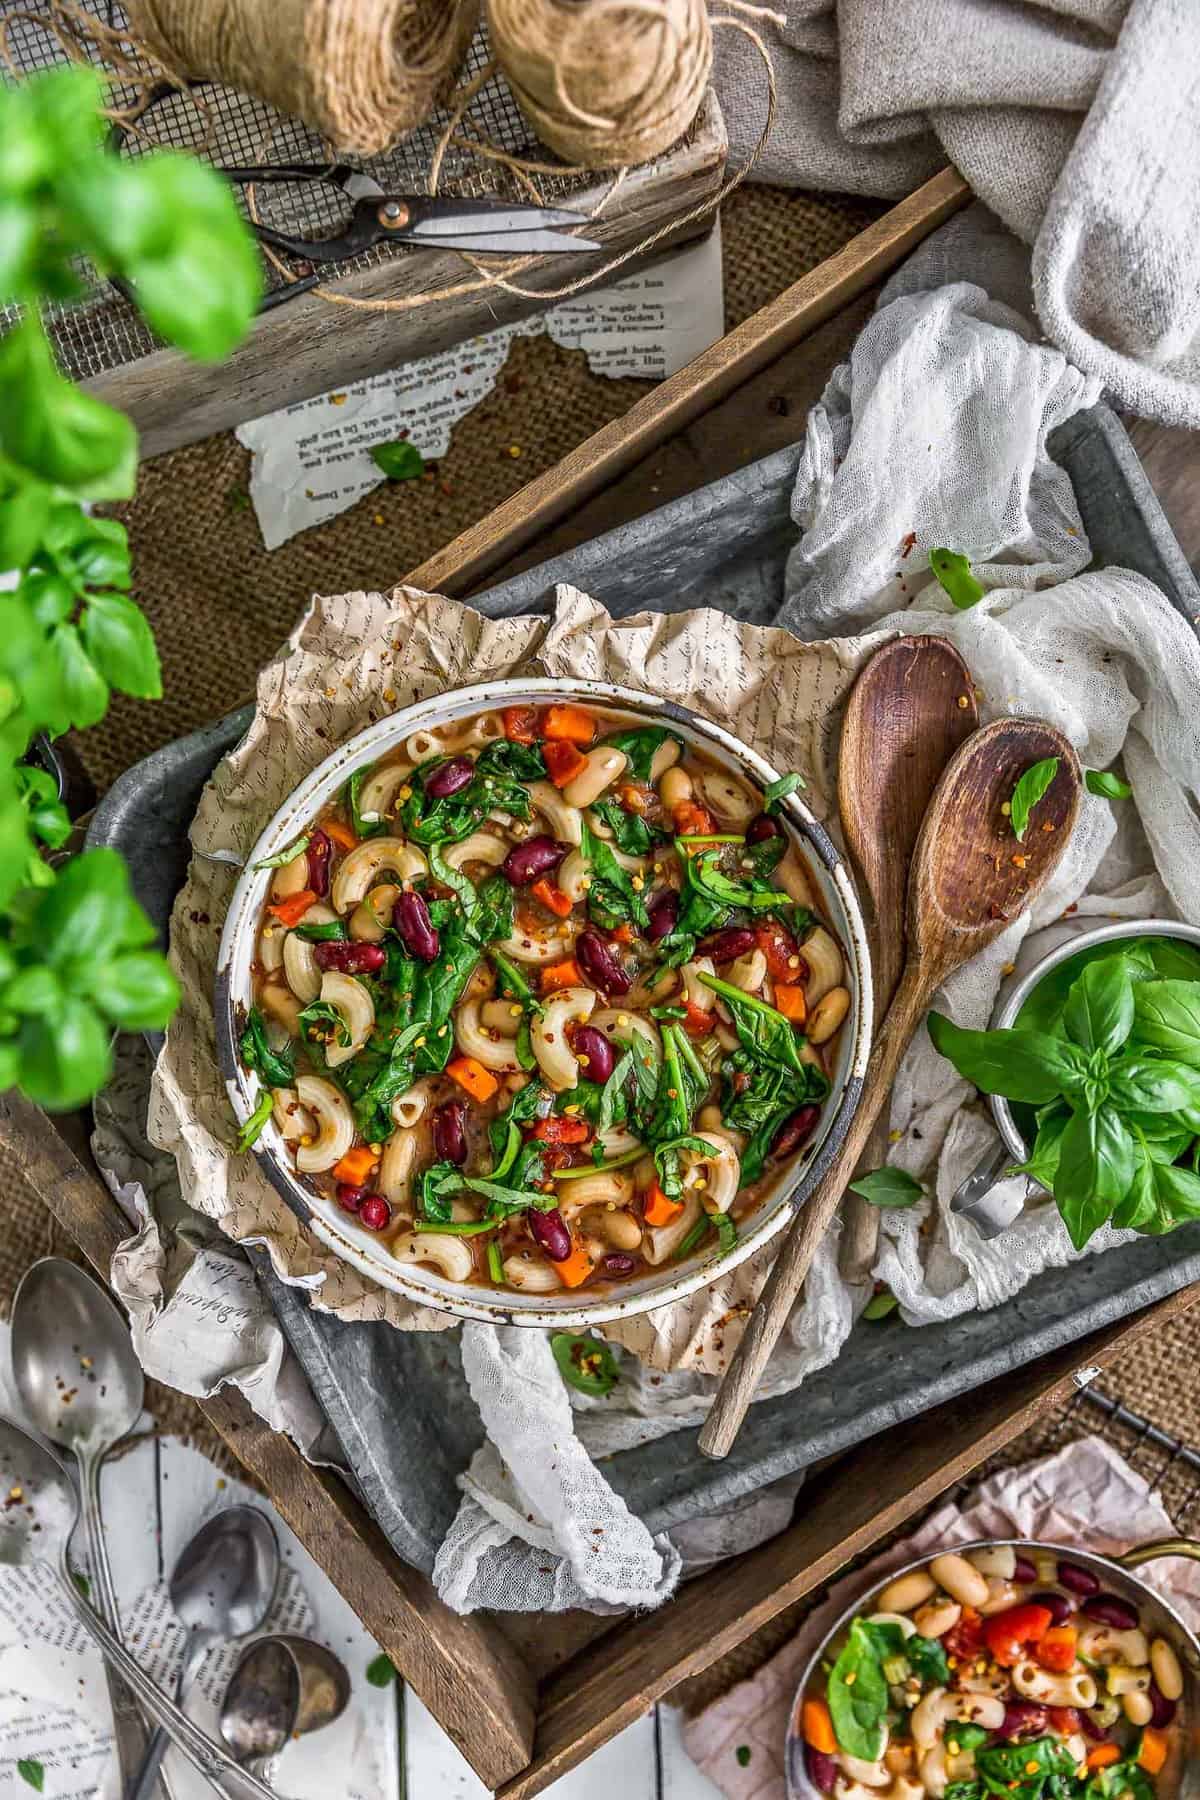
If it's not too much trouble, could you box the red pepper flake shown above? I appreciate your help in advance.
[900,530,917,558]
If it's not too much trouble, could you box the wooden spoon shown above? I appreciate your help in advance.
[698,717,1081,1460]
[837,637,979,1284]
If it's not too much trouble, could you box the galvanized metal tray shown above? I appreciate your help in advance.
[88,401,1200,1575]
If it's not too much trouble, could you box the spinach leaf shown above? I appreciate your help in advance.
[1131,979,1200,1064]
[827,1618,889,1760]
[238,1005,296,1087]
[428,839,477,921]
[463,1174,553,1214]
[1115,1144,1200,1234]
[1054,1106,1135,1249]
[929,547,985,610]
[1062,955,1135,1055]
[1085,769,1132,801]
[252,833,310,870]
[1081,1762,1154,1800]
[348,1020,428,1141]
[235,1088,275,1153]
[293,918,348,943]
[489,1078,549,1170]
[653,1132,714,1198]
[1009,757,1060,842]
[944,1784,984,1800]
[681,843,792,915]
[581,820,649,932]
[720,1049,825,1186]
[600,726,684,781]
[418,1161,460,1223]
[589,797,659,857]
[847,1167,924,1208]
[905,1632,950,1686]
[975,1736,1077,1800]
[410,915,481,1070]
[762,772,806,812]
[298,995,351,1048]
[346,766,387,839]
[552,1333,619,1395]
[474,738,547,782]
[399,754,534,846]
[700,973,810,1077]
[490,947,544,1014]
[926,1013,1090,1105]
[742,832,787,877]
[645,1023,707,1145]
[598,1048,635,1133]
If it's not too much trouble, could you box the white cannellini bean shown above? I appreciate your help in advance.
[270,850,310,900]
[808,985,850,1045]
[928,1554,990,1609]
[1123,1690,1154,1726]
[876,1570,937,1615]
[562,747,627,810]
[648,738,681,781]
[914,1598,962,1639]
[966,1546,1017,1580]
[658,765,693,811]
[1151,1635,1184,1701]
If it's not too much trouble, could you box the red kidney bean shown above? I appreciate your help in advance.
[1149,1684,1177,1729]
[602,1252,638,1278]
[335,1183,366,1214]
[502,834,567,887]
[1082,1593,1140,1630]
[998,1702,1049,1742]
[570,1024,615,1084]
[1057,1560,1100,1596]
[646,889,680,941]
[804,1747,838,1795]
[529,1207,572,1263]
[745,811,781,845]
[358,1194,391,1231]
[306,829,332,897]
[772,1104,821,1159]
[432,1100,468,1166]
[696,925,757,963]
[393,890,439,962]
[1013,1555,1038,1584]
[1030,1591,1074,1625]
[577,927,631,994]
[313,940,387,974]
[425,756,474,799]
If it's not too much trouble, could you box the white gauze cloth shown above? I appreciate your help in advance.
[435,278,1200,1613]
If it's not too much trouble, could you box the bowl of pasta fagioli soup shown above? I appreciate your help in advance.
[216,679,872,1328]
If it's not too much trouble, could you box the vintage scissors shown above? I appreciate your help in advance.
[220,163,604,262]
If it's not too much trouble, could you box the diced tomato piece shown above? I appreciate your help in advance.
[609,921,635,944]
[531,877,573,918]
[672,800,717,837]
[543,704,595,745]
[531,1116,590,1145]
[756,920,804,982]
[502,704,540,744]
[544,739,588,787]
[1048,1708,1082,1739]
[681,999,716,1037]
[1037,1626,1078,1672]
[983,1604,1054,1667]
[943,1605,984,1661]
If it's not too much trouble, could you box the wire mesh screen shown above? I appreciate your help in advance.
[1,3,602,381]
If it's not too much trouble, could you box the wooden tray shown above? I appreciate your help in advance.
[12,167,1189,1800]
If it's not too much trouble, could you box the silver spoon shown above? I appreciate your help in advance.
[281,1636,350,1739]
[220,1635,349,1783]
[128,1505,280,1800]
[11,1258,155,1793]
[0,1413,278,1800]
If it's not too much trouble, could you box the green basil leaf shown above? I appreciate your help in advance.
[1062,955,1135,1055]
[1109,1056,1200,1115]
[0,315,137,498]
[588,798,658,857]
[1131,979,1200,1064]
[1016,1104,1071,1189]
[1054,1106,1134,1249]
[16,1758,44,1793]
[1116,1147,1200,1235]
[235,1088,275,1153]
[827,1618,889,1760]
[600,726,684,782]
[862,1290,899,1320]
[252,835,310,871]
[365,1653,397,1687]
[81,591,161,698]
[927,1012,1090,1104]
[762,771,806,812]
[1009,756,1060,842]
[847,1166,924,1207]
[32,847,145,966]
[551,1332,619,1395]
[18,996,111,1110]
[1085,769,1132,801]
[49,620,109,730]
[238,1005,297,1088]
[929,547,985,610]
[88,949,180,1029]
[370,440,424,481]
[418,1160,460,1223]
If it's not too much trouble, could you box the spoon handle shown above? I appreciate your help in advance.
[55,1569,278,1800]
[698,959,931,1460]
[78,1453,163,1797]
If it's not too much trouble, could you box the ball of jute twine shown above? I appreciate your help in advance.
[487,0,712,171]
[124,0,479,154]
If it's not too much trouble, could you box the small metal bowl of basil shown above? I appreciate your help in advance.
[951,919,1200,1239]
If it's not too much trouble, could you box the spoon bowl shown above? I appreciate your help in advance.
[12,1257,144,1457]
[169,1505,280,1638]
[281,1635,352,1736]
[220,1637,301,1772]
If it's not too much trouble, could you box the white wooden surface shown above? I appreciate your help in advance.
[0,1321,724,1800]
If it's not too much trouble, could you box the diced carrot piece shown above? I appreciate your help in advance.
[531,877,573,918]
[502,704,540,744]
[682,999,716,1038]
[268,888,317,928]
[1086,1745,1121,1772]
[543,703,595,746]
[609,922,635,944]
[774,982,808,1023]
[802,1699,837,1757]
[541,958,582,992]
[644,1182,684,1227]
[544,739,588,787]
[447,1056,499,1103]
[531,1116,590,1144]
[1138,1730,1168,1775]
[332,1146,379,1186]
[1036,1625,1078,1672]
[555,1241,596,1288]
[323,818,359,851]
[672,800,717,837]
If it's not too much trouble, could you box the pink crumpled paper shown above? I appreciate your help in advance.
[684,1435,1200,1800]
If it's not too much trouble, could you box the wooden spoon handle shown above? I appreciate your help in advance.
[698,960,931,1460]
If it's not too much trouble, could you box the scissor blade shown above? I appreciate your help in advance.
[403,201,595,238]
[399,228,602,254]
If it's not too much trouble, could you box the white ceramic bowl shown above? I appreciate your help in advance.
[216,678,873,1329]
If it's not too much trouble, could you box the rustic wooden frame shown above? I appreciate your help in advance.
[10,164,1185,1799]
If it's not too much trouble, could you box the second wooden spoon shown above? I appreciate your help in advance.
[838,636,979,1283]
[698,716,1081,1459]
